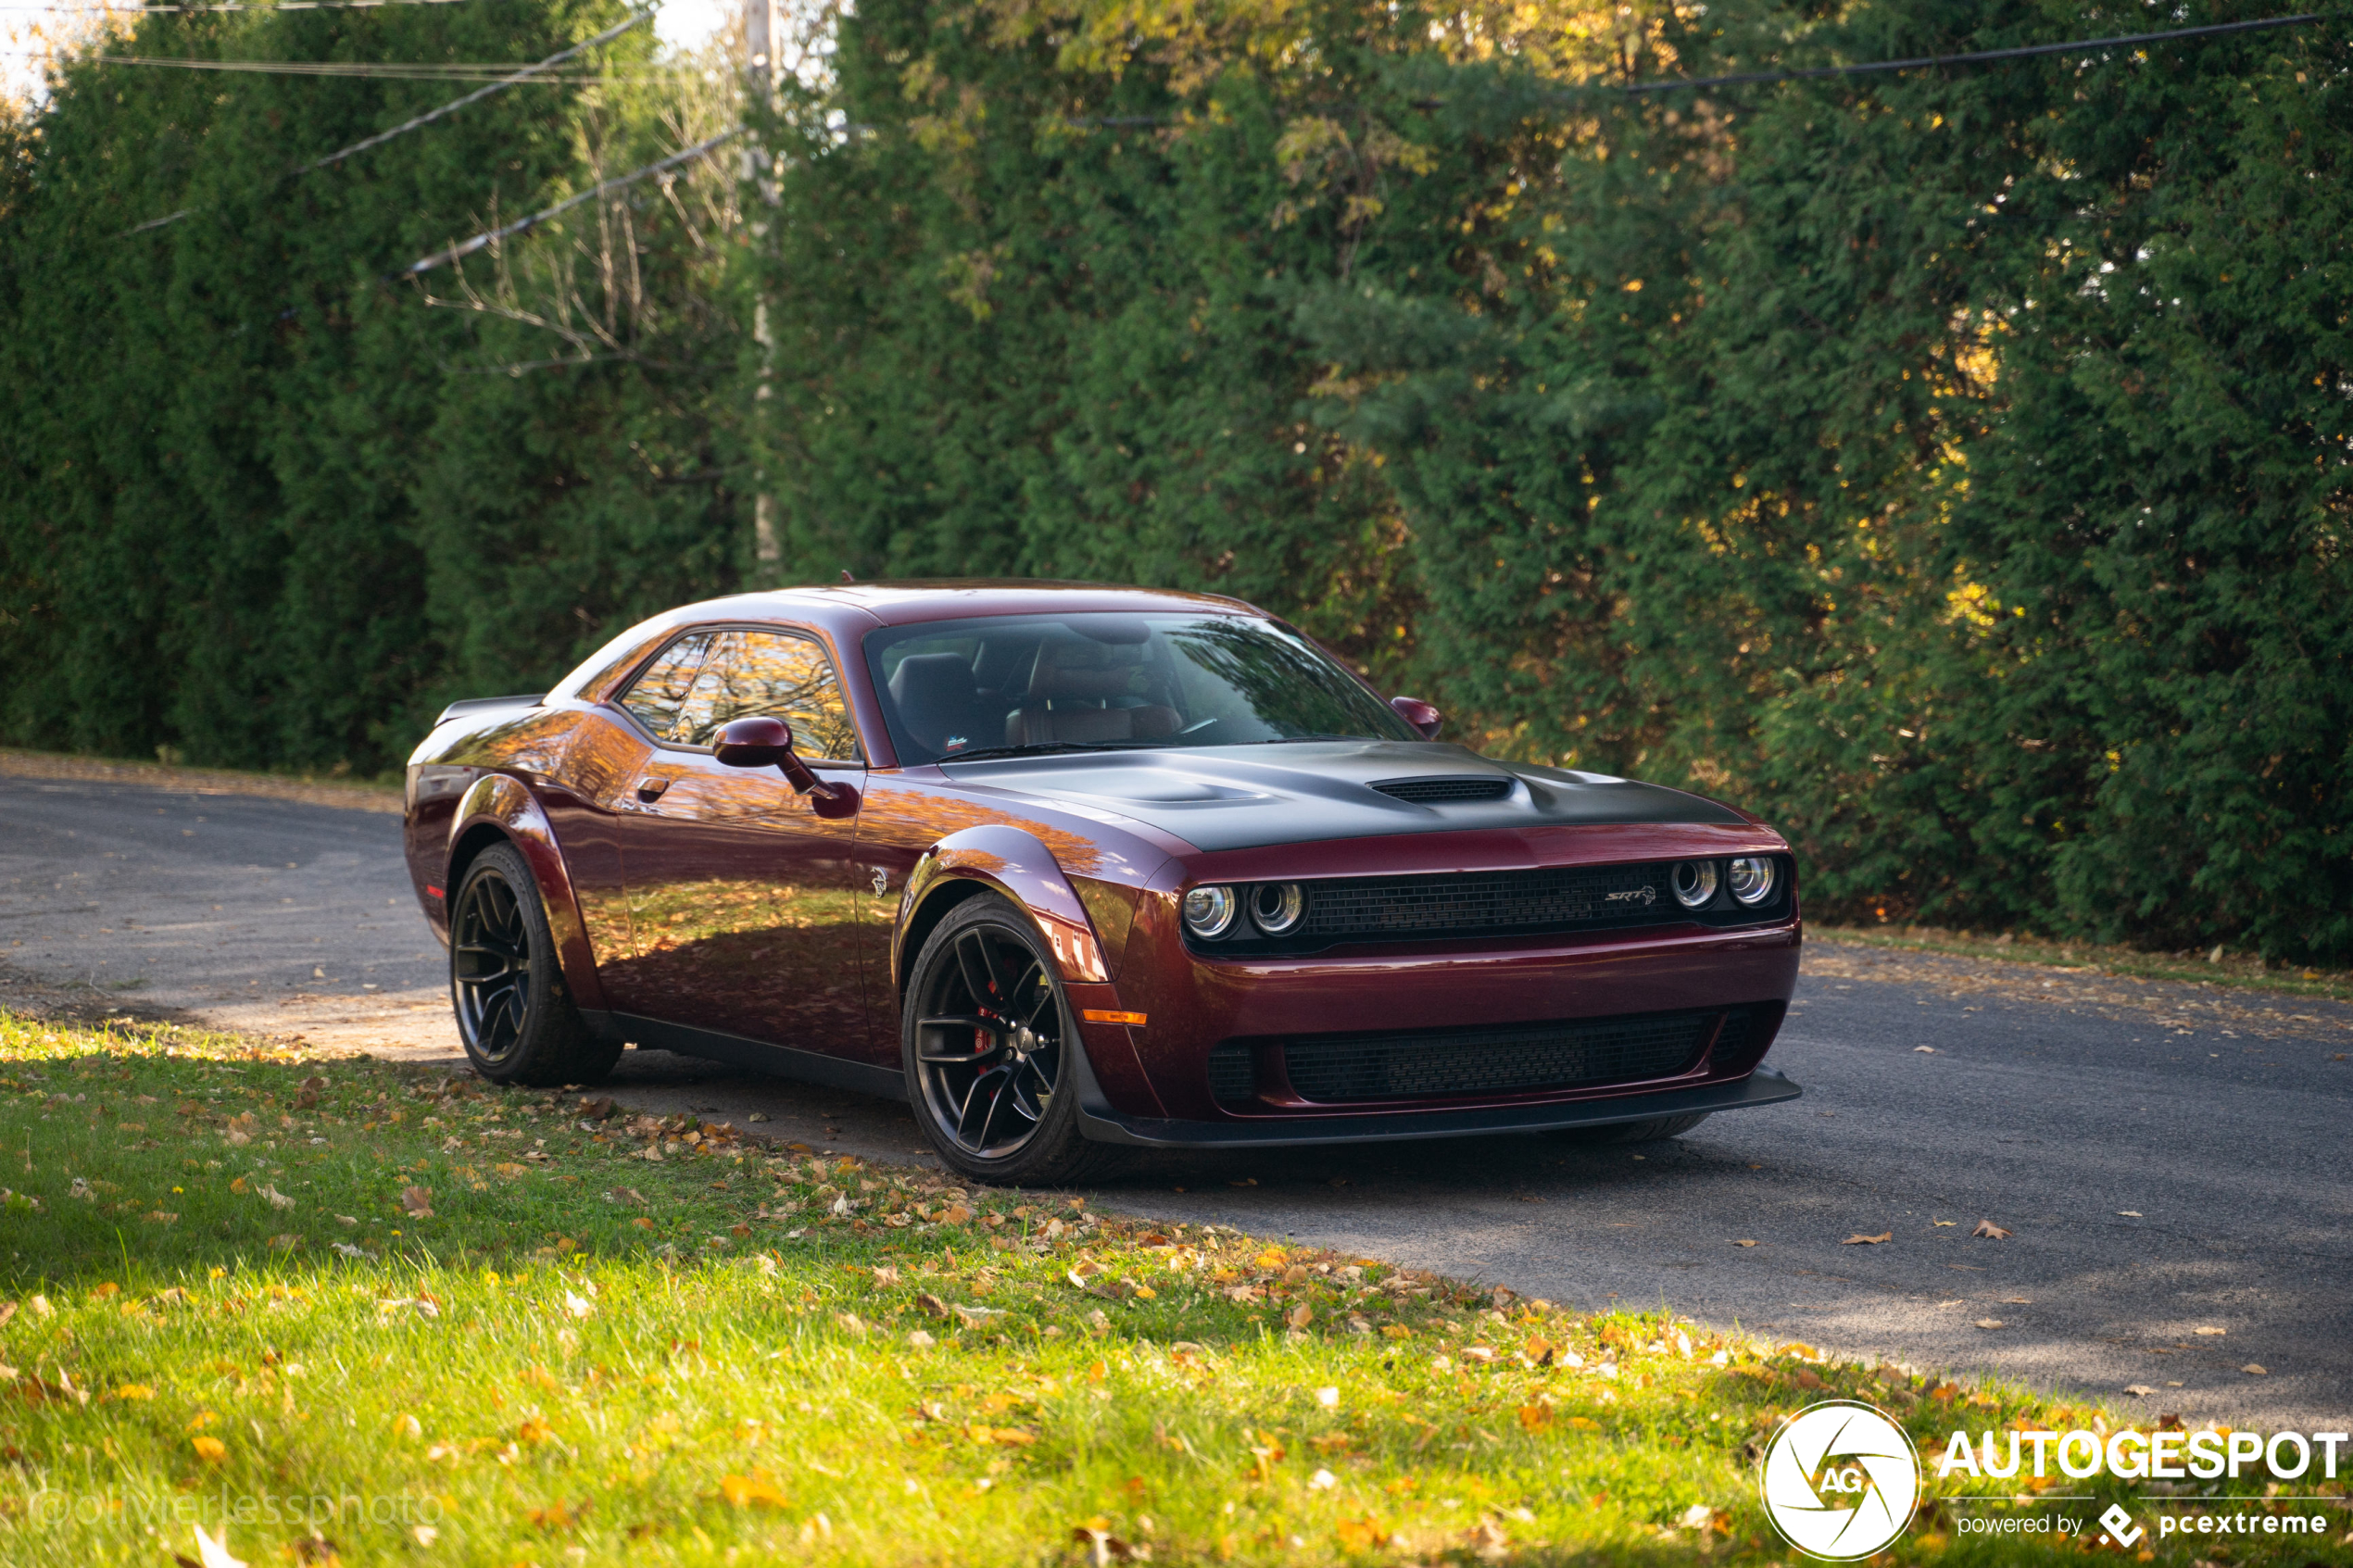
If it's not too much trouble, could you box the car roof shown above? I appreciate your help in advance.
[684,579,1264,632]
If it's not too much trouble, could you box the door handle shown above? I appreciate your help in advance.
[635,777,671,803]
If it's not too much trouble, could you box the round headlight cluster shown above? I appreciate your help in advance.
[1185,883,1308,940]
[1728,856,1777,907]
[1181,884,1238,939]
[1249,882,1305,935]
[1671,860,1718,909]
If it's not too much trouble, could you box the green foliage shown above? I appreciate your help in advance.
[747,0,2353,960]
[0,0,745,773]
[5,0,2348,960]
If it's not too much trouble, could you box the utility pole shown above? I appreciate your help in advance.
[745,0,782,571]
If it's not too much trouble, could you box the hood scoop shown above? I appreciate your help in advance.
[1371,776,1513,805]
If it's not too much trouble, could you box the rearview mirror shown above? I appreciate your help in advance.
[1390,696,1442,741]
[714,716,860,818]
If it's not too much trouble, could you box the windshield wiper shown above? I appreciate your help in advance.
[936,740,1168,765]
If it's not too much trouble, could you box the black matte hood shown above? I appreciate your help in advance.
[939,740,1744,853]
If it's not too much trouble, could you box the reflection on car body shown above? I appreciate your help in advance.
[404,581,1802,1183]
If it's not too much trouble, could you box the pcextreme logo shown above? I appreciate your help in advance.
[1758,1400,1921,1562]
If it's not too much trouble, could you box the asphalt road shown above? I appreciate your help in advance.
[4,771,2349,1432]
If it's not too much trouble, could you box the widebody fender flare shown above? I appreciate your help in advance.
[892,824,1111,994]
[447,773,609,1013]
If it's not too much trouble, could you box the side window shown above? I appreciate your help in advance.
[672,631,863,761]
[617,633,715,741]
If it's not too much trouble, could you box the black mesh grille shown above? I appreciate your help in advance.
[1277,1009,1719,1103]
[1207,1043,1256,1105]
[1302,863,1681,941]
[1371,776,1513,804]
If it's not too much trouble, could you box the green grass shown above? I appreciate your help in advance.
[0,1012,2332,1566]
[1811,924,2353,1004]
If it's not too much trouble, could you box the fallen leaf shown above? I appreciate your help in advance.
[1677,1504,1716,1530]
[719,1473,789,1509]
[1843,1232,1893,1246]
[2116,1210,2143,1218]
[493,1162,526,1179]
[2124,1384,2156,1397]
[1974,1319,2006,1330]
[228,1177,249,1196]
[400,1186,434,1219]
[563,1292,593,1320]
[110,1383,155,1401]
[1335,1517,1391,1551]
[1732,1239,1756,1248]
[1516,1403,1552,1431]
[2195,1326,2226,1336]
[916,1292,950,1320]
[192,1436,228,1464]
[1970,1220,2012,1239]
[191,1523,247,1568]
[606,1187,645,1206]
[2241,1363,2268,1376]
[258,1184,295,1211]
[1913,1046,1936,1054]
[1286,1303,1314,1331]
[906,1330,935,1349]
[267,1234,299,1252]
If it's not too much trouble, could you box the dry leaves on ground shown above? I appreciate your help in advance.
[400,1185,434,1218]
[1971,1220,2012,1239]
[1843,1232,1893,1246]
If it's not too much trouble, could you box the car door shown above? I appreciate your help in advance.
[601,627,877,1061]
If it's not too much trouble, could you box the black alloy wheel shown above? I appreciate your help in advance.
[903,894,1113,1185]
[448,842,619,1086]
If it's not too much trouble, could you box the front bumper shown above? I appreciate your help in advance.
[1071,1061,1802,1148]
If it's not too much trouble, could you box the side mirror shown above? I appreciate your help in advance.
[714,715,793,769]
[1390,695,1443,741]
[714,716,860,817]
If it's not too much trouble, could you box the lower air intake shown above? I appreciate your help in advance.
[1277,1008,1730,1103]
[1207,1042,1256,1106]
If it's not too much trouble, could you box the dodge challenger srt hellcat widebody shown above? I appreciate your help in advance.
[404,582,1802,1183]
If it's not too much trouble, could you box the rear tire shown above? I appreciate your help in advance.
[449,842,621,1087]
[1553,1111,1711,1146]
[902,893,1123,1187]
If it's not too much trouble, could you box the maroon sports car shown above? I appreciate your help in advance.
[404,582,1801,1182]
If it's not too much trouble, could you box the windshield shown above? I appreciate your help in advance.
[863,612,1416,766]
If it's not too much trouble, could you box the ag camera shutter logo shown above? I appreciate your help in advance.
[1758,1399,1920,1561]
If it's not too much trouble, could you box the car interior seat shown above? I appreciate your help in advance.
[889,652,993,755]
[1003,640,1179,747]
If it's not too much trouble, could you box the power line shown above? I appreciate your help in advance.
[1044,10,2326,126]
[0,0,480,10]
[103,8,654,236]
[401,122,741,274]
[296,6,648,170]
[1610,11,2322,94]
[9,49,695,79]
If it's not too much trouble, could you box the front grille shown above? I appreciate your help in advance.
[1302,862,1683,942]
[1277,1008,1722,1103]
[1207,1042,1256,1105]
[1372,776,1513,804]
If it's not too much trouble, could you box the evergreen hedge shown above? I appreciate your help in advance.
[5,0,2348,959]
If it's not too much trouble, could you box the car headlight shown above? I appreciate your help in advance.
[1728,856,1776,907]
[1183,884,1238,939]
[1671,860,1718,909]
[1248,882,1305,935]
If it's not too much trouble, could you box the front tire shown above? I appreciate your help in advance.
[449,842,620,1087]
[902,893,1119,1186]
